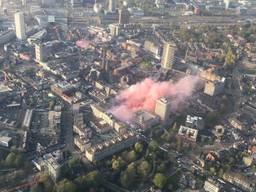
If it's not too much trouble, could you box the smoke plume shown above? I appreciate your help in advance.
[76,39,90,49]
[110,76,199,121]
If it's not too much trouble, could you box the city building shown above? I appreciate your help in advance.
[224,0,231,9]
[161,42,177,70]
[228,117,244,130]
[85,132,137,161]
[178,125,198,142]
[134,110,160,129]
[33,150,64,180]
[90,104,126,134]
[14,12,26,40]
[70,0,82,7]
[0,30,16,45]
[0,136,12,147]
[154,97,171,122]
[118,8,130,24]
[22,109,33,129]
[48,107,62,130]
[35,43,46,62]
[223,172,255,192]
[155,0,166,8]
[204,179,221,192]
[144,40,160,59]
[185,115,204,130]
[204,78,225,96]
[108,0,116,12]
[109,23,119,37]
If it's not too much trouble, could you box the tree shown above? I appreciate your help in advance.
[14,154,23,167]
[137,160,151,178]
[33,173,54,192]
[120,171,130,188]
[126,150,136,163]
[134,142,143,153]
[56,179,77,192]
[157,163,166,173]
[224,48,235,68]
[84,170,102,186]
[209,167,216,176]
[120,163,136,188]
[5,152,16,166]
[148,140,158,152]
[140,61,152,70]
[153,173,167,189]
[112,159,121,171]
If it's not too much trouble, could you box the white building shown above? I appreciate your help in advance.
[204,179,221,192]
[14,12,26,40]
[185,115,204,130]
[0,136,12,147]
[155,97,171,122]
[161,42,177,70]
[108,0,116,12]
[178,125,198,142]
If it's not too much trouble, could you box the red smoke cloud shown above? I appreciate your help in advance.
[110,76,199,121]
[76,39,90,49]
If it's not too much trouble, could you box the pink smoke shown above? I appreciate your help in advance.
[76,39,90,49]
[110,76,199,121]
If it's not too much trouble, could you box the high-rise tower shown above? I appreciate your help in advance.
[14,12,26,40]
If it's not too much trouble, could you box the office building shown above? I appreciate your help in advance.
[70,0,82,7]
[108,0,116,12]
[33,150,63,180]
[134,110,160,129]
[85,132,137,161]
[0,136,12,147]
[14,12,26,40]
[185,115,204,130]
[204,78,225,96]
[118,8,130,24]
[35,44,46,62]
[224,0,231,9]
[154,97,171,122]
[90,104,126,133]
[22,109,33,129]
[178,125,198,142]
[204,179,221,192]
[161,42,176,70]
[109,23,119,37]
[144,40,160,58]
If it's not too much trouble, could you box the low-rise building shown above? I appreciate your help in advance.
[229,117,244,130]
[204,78,225,96]
[178,125,198,142]
[134,110,160,129]
[0,136,12,147]
[90,104,126,134]
[204,179,221,192]
[85,132,137,161]
[185,115,204,130]
[32,150,63,180]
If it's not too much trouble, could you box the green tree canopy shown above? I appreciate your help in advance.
[112,159,121,171]
[137,160,151,178]
[224,48,235,67]
[120,163,136,188]
[153,173,167,189]
[126,150,136,163]
[134,142,143,153]
[148,140,158,152]
[5,152,16,166]
[56,179,77,192]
